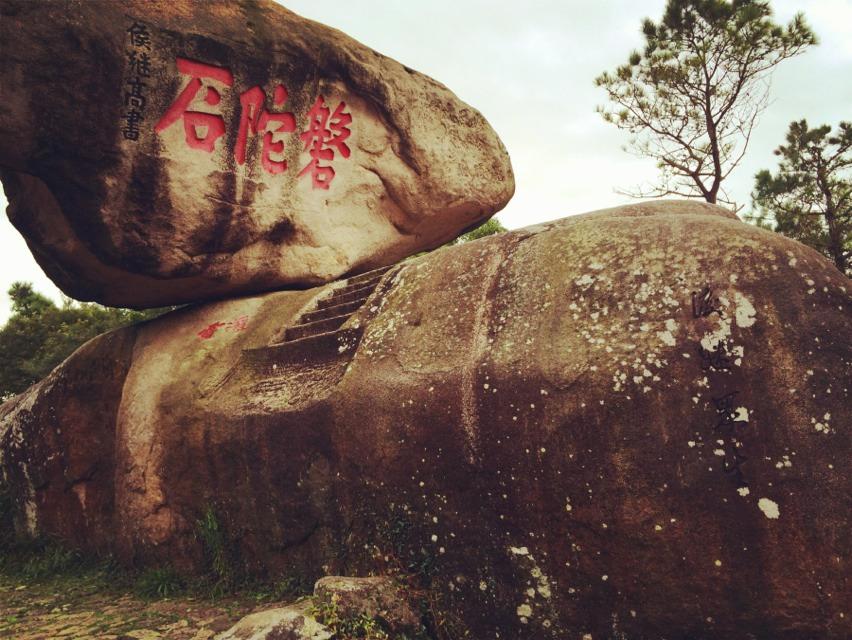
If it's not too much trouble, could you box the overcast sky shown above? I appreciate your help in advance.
[1,0,850,322]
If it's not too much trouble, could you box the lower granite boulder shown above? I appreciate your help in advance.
[215,576,422,640]
[1,201,850,639]
[215,602,331,640]
[312,576,421,635]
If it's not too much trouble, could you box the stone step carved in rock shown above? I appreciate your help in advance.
[346,264,394,287]
[316,284,374,310]
[282,265,393,342]
[235,264,398,406]
[300,299,364,325]
[284,313,351,342]
[243,328,362,375]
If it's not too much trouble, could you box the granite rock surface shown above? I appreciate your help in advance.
[0,0,513,307]
[2,201,849,638]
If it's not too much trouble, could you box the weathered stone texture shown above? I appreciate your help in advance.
[0,0,513,307]
[1,201,849,638]
[0,328,137,555]
[215,575,420,640]
[215,602,331,640]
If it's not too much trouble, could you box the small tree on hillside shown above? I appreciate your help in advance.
[455,217,508,244]
[750,120,851,275]
[595,0,816,209]
[0,283,170,399]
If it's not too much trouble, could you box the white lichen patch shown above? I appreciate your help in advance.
[813,414,832,434]
[731,345,744,366]
[774,455,793,469]
[737,487,750,497]
[657,330,676,347]
[758,498,780,519]
[733,292,756,328]
[700,318,732,352]
[508,544,554,624]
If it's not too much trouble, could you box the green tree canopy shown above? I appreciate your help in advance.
[595,0,816,208]
[750,120,851,275]
[0,283,168,400]
[454,217,508,244]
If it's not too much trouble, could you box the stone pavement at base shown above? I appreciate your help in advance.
[0,574,279,639]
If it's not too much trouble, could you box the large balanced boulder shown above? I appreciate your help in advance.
[1,201,849,638]
[0,0,513,308]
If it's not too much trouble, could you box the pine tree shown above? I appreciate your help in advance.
[596,0,816,208]
[750,120,851,275]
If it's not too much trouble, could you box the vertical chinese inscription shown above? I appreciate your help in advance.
[688,283,750,488]
[691,285,723,319]
[122,21,152,141]
[712,391,749,487]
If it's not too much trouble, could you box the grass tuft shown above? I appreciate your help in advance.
[135,565,186,599]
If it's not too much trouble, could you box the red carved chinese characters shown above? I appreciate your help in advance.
[154,58,234,153]
[197,322,226,340]
[235,85,296,175]
[155,57,353,186]
[197,316,250,340]
[298,96,352,189]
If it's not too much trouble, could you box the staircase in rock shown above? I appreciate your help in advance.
[282,265,392,342]
[241,265,394,382]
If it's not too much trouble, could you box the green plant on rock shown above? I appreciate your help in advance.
[453,217,507,244]
[135,565,186,599]
[310,597,390,640]
[248,572,314,603]
[271,573,314,599]
[378,507,438,581]
[0,536,86,579]
[195,505,241,594]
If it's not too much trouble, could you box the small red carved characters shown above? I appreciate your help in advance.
[298,96,352,189]
[197,322,226,340]
[154,58,234,153]
[229,315,249,332]
[235,85,297,175]
[197,316,250,340]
